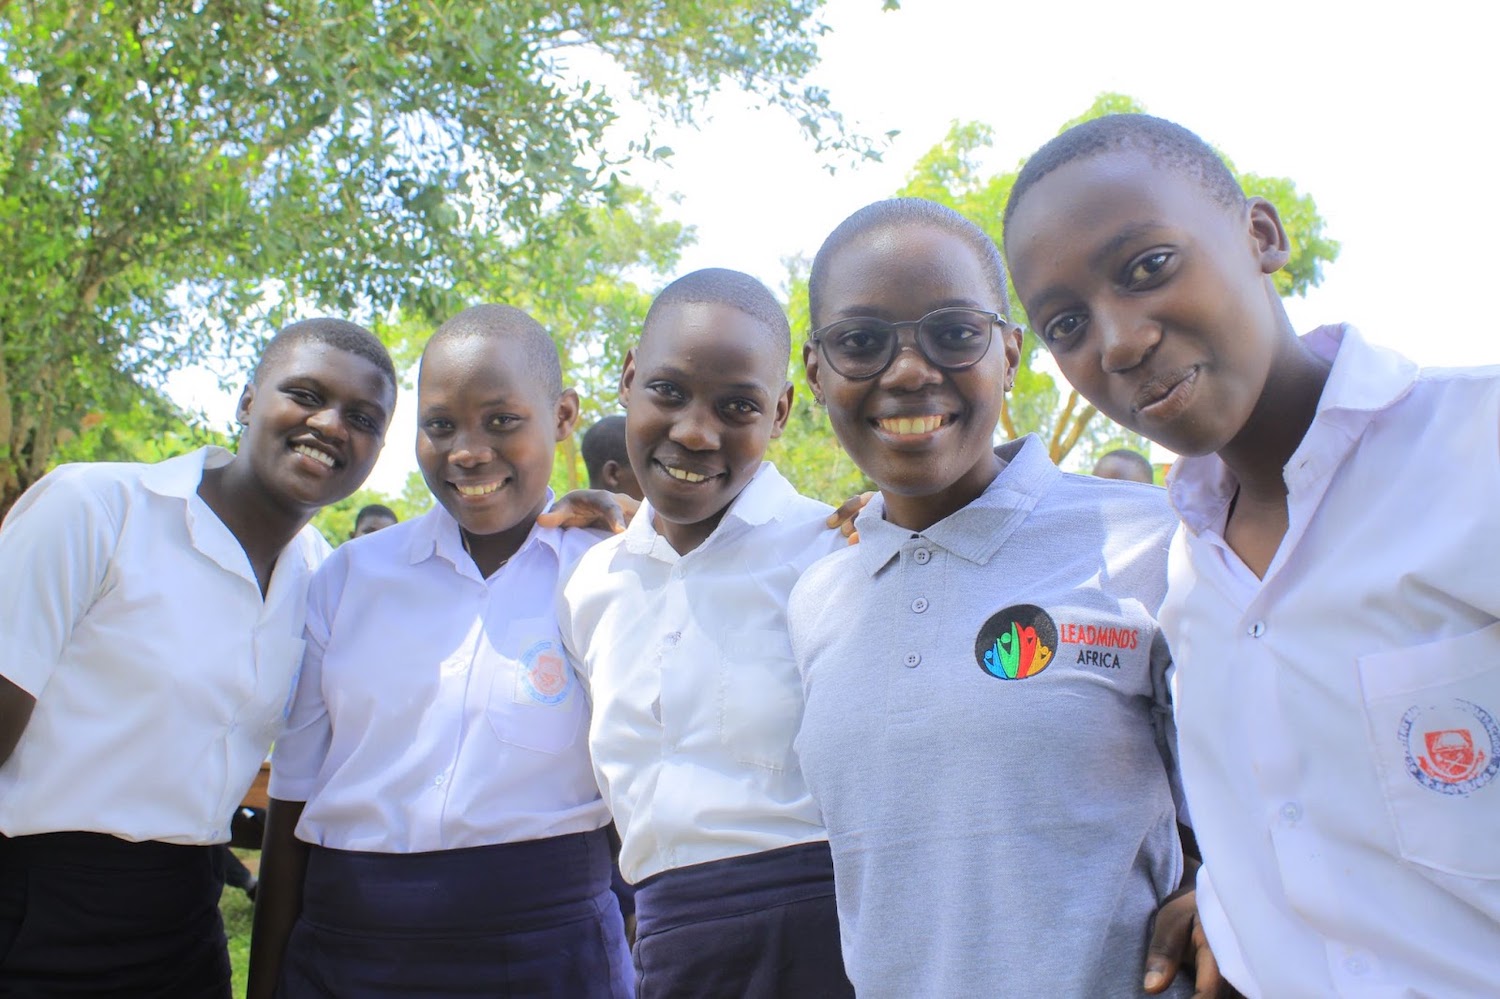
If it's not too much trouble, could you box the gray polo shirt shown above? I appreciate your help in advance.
[788,435,1190,998]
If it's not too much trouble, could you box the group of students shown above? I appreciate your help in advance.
[0,112,1494,999]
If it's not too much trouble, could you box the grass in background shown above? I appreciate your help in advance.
[221,849,257,998]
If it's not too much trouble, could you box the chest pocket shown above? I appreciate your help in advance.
[1358,620,1500,882]
[719,628,802,772]
[485,616,585,756]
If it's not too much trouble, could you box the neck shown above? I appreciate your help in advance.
[881,451,1003,534]
[1218,335,1333,502]
[197,460,311,566]
[654,508,725,556]
[463,512,539,577]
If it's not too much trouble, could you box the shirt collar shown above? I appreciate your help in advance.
[406,489,563,571]
[622,461,796,559]
[1168,324,1419,534]
[853,434,1060,576]
[138,446,234,500]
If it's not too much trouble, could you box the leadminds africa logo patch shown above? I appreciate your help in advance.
[975,604,1057,681]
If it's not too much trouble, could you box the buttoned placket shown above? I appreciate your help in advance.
[424,575,491,848]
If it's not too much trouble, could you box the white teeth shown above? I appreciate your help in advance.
[664,466,709,483]
[877,415,947,436]
[292,444,335,468]
[456,482,501,497]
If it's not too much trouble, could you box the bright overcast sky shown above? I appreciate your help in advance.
[170,0,1500,492]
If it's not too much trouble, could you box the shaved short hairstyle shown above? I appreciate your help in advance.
[424,303,563,398]
[1004,114,1246,237]
[809,198,1010,326]
[1091,448,1155,484]
[253,317,397,388]
[580,415,628,487]
[642,268,792,361]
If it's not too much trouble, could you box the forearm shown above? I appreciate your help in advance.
[247,798,309,999]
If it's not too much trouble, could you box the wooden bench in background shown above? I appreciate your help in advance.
[240,761,271,811]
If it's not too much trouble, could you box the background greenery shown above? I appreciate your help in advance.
[4,5,1339,523]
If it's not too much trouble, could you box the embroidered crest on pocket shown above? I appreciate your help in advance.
[518,640,572,705]
[1399,698,1500,796]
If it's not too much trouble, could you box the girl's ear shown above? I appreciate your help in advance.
[618,348,638,409]
[802,341,826,406]
[769,380,795,440]
[1248,197,1291,274]
[554,388,581,442]
[1000,323,1023,392]
[234,383,255,426]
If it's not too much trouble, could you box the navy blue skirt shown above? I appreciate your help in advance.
[278,828,632,998]
[0,831,230,998]
[632,841,852,999]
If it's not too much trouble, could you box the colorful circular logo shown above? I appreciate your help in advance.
[974,604,1058,681]
[520,641,572,705]
[1399,698,1500,796]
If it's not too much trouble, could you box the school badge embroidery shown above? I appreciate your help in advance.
[974,604,1057,681]
[519,640,572,705]
[1398,698,1500,796]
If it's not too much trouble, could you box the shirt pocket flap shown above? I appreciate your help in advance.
[1358,621,1500,879]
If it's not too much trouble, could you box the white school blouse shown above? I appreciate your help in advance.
[0,448,328,844]
[1162,325,1500,998]
[557,462,843,884]
[271,505,609,853]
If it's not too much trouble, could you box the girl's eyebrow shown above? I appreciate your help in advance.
[1089,222,1165,269]
[1023,223,1169,315]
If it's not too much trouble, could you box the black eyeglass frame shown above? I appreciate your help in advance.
[808,307,1021,381]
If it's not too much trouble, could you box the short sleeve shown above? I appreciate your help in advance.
[0,467,121,696]
[268,553,345,802]
[555,554,591,697]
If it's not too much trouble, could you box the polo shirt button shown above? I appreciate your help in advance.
[1248,621,1266,638]
[912,548,931,565]
[911,597,928,613]
[1279,801,1302,824]
[903,653,921,668]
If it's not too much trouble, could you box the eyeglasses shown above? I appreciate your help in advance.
[809,308,1014,381]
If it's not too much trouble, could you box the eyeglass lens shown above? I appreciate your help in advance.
[820,308,995,379]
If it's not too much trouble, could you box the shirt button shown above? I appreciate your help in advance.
[911,597,929,613]
[912,548,931,565]
[903,653,921,668]
[1248,621,1266,638]
[1344,956,1368,976]
[433,774,446,787]
[1279,801,1302,823]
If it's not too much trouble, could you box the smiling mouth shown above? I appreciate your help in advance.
[454,481,503,498]
[291,443,336,469]
[655,460,721,485]
[874,415,951,436]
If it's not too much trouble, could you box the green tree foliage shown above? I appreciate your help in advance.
[0,0,870,515]
[894,94,1341,467]
[49,386,231,466]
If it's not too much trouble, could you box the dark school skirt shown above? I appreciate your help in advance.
[278,828,632,998]
[632,840,853,999]
[0,831,231,998]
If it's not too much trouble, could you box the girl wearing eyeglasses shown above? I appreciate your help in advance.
[786,198,1226,998]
